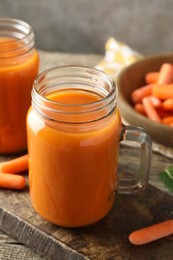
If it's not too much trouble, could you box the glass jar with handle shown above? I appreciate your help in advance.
[27,65,151,227]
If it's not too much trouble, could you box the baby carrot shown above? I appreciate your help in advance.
[162,116,173,125]
[162,99,173,111]
[148,95,162,108]
[131,84,153,103]
[157,63,173,84]
[134,103,146,115]
[157,109,172,119]
[145,72,159,84]
[0,173,26,190]
[0,154,28,174]
[129,219,173,245]
[142,97,162,123]
[152,84,173,100]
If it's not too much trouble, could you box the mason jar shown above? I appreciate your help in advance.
[0,18,39,154]
[27,66,151,227]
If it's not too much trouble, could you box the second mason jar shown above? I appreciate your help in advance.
[0,18,39,154]
[27,66,151,227]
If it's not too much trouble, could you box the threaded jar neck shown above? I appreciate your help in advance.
[32,65,117,124]
[0,18,35,58]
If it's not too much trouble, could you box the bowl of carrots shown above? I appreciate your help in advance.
[117,53,173,147]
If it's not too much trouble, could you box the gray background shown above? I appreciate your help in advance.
[0,0,173,55]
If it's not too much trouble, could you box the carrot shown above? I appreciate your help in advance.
[0,154,28,174]
[162,99,173,111]
[157,63,173,84]
[152,84,173,100]
[134,103,146,115]
[157,109,173,119]
[162,116,173,125]
[129,219,173,245]
[148,95,162,108]
[145,72,159,84]
[131,84,153,103]
[131,63,173,127]
[0,173,26,190]
[142,97,162,123]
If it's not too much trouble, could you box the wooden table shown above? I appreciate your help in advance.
[0,51,173,260]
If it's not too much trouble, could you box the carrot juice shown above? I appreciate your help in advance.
[27,66,122,227]
[0,18,39,154]
[27,66,152,227]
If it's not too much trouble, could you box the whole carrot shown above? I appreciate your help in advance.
[157,63,173,84]
[0,173,26,190]
[129,219,173,245]
[0,154,28,174]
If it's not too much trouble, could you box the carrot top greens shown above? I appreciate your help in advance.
[160,166,173,192]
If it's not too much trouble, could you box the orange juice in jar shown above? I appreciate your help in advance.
[27,66,151,227]
[0,18,39,154]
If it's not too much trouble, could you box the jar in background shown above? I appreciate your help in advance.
[0,18,39,154]
[27,66,151,227]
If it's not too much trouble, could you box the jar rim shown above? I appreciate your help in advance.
[34,65,117,103]
[0,17,32,38]
[0,17,35,57]
[32,65,117,124]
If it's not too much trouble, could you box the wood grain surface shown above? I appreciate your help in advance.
[0,51,173,260]
[0,230,44,259]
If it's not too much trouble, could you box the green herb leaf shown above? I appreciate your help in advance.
[160,165,173,192]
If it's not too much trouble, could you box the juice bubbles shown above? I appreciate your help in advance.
[0,18,39,154]
[27,66,121,227]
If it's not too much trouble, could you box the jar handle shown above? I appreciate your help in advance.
[118,124,152,194]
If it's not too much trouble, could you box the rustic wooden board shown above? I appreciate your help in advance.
[0,231,44,260]
[0,144,173,260]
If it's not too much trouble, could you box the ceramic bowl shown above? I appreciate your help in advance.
[116,53,173,147]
